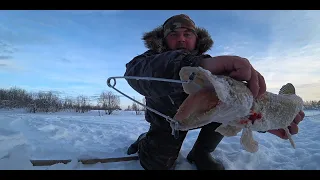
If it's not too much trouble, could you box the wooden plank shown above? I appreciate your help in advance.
[30,156,139,166]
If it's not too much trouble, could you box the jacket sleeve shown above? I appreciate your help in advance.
[124,50,211,98]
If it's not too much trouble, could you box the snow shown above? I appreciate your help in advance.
[0,108,319,170]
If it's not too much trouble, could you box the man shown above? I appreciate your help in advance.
[124,14,305,170]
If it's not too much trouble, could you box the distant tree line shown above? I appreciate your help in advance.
[303,100,320,110]
[2,86,318,114]
[124,97,146,115]
[0,87,146,115]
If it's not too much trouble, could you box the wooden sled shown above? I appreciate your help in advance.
[30,155,139,166]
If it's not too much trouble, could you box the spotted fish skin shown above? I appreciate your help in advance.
[174,66,304,153]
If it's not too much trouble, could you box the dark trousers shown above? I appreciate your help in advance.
[137,122,223,170]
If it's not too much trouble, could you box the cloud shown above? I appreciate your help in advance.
[27,44,143,83]
[0,13,68,48]
[2,10,318,106]
[296,83,320,101]
[0,59,25,71]
[60,10,124,15]
[0,60,12,69]
[60,57,71,63]
[212,11,320,101]
[251,11,320,96]
[0,40,17,54]
[0,55,13,60]
[0,41,19,70]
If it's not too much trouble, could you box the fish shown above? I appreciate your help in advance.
[173,66,304,153]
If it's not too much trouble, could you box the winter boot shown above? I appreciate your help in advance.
[187,122,225,170]
[127,132,147,155]
[137,124,188,170]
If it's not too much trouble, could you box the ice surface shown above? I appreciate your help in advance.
[0,108,319,170]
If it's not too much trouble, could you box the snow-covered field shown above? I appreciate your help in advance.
[0,108,319,170]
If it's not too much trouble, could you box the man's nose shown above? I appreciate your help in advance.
[177,34,186,42]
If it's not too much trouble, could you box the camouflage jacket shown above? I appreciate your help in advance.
[124,25,214,130]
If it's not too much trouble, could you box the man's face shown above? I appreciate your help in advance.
[165,28,197,51]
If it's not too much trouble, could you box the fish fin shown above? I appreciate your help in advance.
[283,127,296,149]
[240,127,259,153]
[279,83,296,95]
[215,125,242,137]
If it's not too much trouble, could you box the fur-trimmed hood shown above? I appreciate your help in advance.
[142,25,214,54]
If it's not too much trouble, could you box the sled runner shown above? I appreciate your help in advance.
[30,156,139,166]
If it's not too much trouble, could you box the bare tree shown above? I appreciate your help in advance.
[98,91,120,115]
[131,102,141,115]
[24,91,62,113]
[125,105,131,111]
[25,92,37,113]
[63,97,74,111]
[141,97,147,115]
[0,87,33,109]
[142,97,146,111]
[304,100,320,110]
[0,86,125,113]
[74,95,90,113]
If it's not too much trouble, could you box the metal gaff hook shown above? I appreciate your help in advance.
[106,73,196,139]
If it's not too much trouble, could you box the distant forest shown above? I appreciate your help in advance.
[0,87,146,115]
[0,87,319,115]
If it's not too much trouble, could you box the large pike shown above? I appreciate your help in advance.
[174,66,304,153]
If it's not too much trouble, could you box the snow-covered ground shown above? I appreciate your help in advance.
[0,108,319,170]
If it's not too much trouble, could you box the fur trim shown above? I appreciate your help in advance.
[142,26,214,54]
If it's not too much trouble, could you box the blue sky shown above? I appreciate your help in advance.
[1,10,320,109]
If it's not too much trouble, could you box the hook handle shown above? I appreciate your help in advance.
[105,73,198,139]
[107,77,117,88]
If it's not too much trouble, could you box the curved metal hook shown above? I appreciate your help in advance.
[107,77,117,88]
[105,73,197,139]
